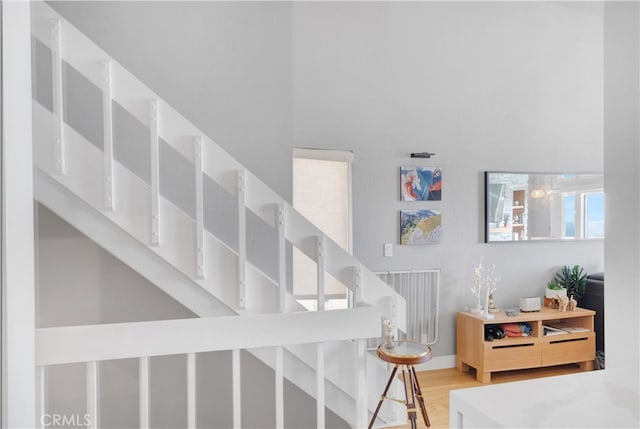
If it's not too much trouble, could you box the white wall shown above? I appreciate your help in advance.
[603,1,639,393]
[291,1,604,357]
[48,1,605,360]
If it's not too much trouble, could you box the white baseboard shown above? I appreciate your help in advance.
[414,354,456,372]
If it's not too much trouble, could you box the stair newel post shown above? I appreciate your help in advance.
[139,357,150,429]
[50,18,65,175]
[149,100,160,246]
[316,235,325,311]
[187,353,197,429]
[237,170,247,310]
[86,361,99,429]
[102,60,114,211]
[194,137,205,279]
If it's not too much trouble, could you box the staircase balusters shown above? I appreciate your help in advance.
[102,60,114,211]
[275,347,284,429]
[237,170,247,310]
[37,366,47,429]
[50,19,65,175]
[86,361,99,429]
[149,100,160,246]
[316,343,326,428]
[316,235,325,311]
[276,204,286,313]
[353,264,363,306]
[355,339,367,428]
[275,204,286,428]
[187,353,197,429]
[32,4,409,424]
[139,357,150,429]
[194,137,205,278]
[232,349,241,428]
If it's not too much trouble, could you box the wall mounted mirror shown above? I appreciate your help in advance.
[485,172,604,242]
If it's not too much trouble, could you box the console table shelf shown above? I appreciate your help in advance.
[456,307,595,383]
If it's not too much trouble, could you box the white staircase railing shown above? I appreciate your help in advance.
[30,1,407,427]
[30,0,405,329]
[36,308,382,428]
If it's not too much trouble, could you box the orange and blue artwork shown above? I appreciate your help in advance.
[400,167,442,201]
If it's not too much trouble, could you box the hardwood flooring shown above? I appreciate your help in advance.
[387,364,589,429]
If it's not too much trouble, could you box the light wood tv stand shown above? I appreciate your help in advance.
[456,307,595,383]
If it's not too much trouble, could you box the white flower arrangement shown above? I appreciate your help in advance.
[470,258,500,318]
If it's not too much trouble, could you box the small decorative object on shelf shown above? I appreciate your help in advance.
[568,295,577,311]
[488,293,500,314]
[545,281,568,299]
[558,295,569,312]
[470,258,500,318]
[383,319,395,349]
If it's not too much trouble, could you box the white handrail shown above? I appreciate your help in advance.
[35,307,382,366]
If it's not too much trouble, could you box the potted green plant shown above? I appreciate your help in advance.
[545,281,567,299]
[554,265,588,301]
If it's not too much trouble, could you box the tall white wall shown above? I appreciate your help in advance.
[291,1,604,357]
[603,2,639,393]
[46,1,606,360]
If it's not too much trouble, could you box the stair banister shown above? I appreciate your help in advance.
[32,3,410,425]
[32,2,406,332]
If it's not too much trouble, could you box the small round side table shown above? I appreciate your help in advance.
[368,340,432,429]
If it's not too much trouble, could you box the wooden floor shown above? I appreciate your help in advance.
[387,364,589,429]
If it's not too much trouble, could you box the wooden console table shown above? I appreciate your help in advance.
[456,307,595,383]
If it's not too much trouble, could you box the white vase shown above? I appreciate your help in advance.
[545,288,567,299]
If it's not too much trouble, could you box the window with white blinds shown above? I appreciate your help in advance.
[292,148,353,310]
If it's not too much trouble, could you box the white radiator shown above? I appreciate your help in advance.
[372,270,440,347]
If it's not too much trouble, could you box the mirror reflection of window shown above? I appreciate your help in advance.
[563,194,576,239]
[485,172,604,242]
[584,192,605,239]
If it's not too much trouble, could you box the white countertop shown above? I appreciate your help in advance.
[449,369,639,428]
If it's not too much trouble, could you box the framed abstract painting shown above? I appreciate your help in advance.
[400,210,442,245]
[400,167,442,201]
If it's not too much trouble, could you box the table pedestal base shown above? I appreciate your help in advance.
[368,364,431,429]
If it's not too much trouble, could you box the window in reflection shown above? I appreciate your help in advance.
[584,192,605,238]
[563,194,576,238]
